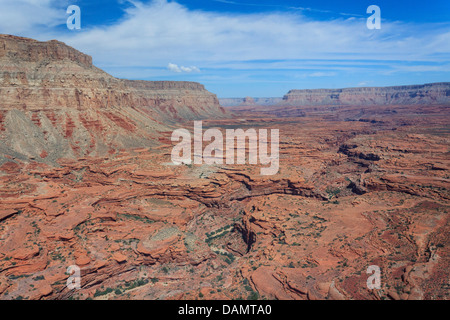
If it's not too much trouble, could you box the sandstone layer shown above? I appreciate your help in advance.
[281,83,450,106]
[1,103,448,301]
[0,34,226,164]
[0,35,448,301]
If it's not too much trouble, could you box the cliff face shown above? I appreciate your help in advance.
[0,35,93,67]
[0,34,226,163]
[282,83,450,106]
[1,102,448,301]
[1,38,448,301]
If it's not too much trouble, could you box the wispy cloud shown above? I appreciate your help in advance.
[357,81,370,87]
[3,0,449,66]
[214,0,364,17]
[0,0,448,96]
[308,71,337,77]
[213,0,282,8]
[168,63,200,73]
[0,0,67,36]
[58,0,449,66]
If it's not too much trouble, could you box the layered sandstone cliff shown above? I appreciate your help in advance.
[282,83,450,106]
[0,35,226,164]
[0,108,448,300]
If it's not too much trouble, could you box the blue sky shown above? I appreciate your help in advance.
[0,0,449,97]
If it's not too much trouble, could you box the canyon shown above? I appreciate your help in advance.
[281,83,450,106]
[0,35,449,301]
[220,83,450,117]
[0,35,226,165]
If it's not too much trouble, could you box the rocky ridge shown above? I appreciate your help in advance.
[282,83,450,106]
[0,34,226,164]
[0,35,448,301]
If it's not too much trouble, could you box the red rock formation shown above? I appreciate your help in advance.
[0,35,448,301]
[282,83,450,106]
[0,34,226,164]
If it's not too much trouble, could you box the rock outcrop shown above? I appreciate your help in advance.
[1,108,448,300]
[0,35,448,302]
[282,83,450,106]
[0,34,226,164]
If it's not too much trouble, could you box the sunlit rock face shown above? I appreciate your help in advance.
[0,34,226,164]
[0,34,448,301]
[282,83,450,106]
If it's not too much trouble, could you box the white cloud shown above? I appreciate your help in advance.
[0,0,67,37]
[0,0,449,82]
[168,63,200,73]
[393,64,450,72]
[181,66,200,73]
[308,72,336,77]
[167,63,181,72]
[55,0,448,67]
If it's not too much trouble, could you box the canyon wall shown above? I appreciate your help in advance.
[220,83,450,108]
[0,35,226,164]
[282,83,450,106]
